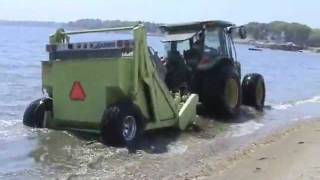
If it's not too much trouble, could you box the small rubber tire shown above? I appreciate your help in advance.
[242,73,266,110]
[201,66,241,117]
[100,101,143,146]
[23,98,52,128]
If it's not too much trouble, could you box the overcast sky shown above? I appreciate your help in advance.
[0,0,319,28]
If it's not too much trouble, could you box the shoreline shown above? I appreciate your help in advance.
[235,39,320,53]
[202,119,320,179]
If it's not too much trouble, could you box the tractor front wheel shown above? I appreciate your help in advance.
[242,73,266,110]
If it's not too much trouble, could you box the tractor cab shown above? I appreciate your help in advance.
[160,21,246,91]
[159,21,265,118]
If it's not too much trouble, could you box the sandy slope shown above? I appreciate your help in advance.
[207,120,320,180]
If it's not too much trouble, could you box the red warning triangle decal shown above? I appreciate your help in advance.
[70,81,86,101]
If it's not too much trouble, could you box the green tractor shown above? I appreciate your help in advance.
[160,21,266,116]
[23,24,198,146]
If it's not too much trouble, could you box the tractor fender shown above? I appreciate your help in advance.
[214,59,241,78]
[191,58,237,94]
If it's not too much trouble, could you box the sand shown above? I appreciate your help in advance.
[206,120,320,180]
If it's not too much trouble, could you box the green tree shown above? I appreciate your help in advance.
[308,29,320,47]
[269,21,288,41]
[246,21,312,46]
[285,23,311,45]
[246,22,269,40]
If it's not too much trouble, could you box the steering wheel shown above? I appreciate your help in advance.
[204,46,218,56]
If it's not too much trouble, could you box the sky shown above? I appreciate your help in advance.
[0,0,319,28]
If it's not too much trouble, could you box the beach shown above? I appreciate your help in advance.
[205,119,320,180]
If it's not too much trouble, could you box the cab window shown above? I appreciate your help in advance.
[204,28,227,57]
[164,40,190,54]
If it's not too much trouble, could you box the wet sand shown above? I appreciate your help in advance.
[205,119,320,180]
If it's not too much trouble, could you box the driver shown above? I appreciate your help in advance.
[165,42,189,90]
[185,34,203,68]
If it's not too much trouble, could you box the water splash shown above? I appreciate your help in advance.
[225,121,264,137]
[272,96,320,110]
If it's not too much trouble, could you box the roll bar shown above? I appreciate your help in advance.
[49,25,140,44]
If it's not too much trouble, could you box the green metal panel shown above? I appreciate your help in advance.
[47,58,133,130]
[178,94,198,130]
[132,25,179,129]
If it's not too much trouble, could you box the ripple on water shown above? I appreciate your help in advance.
[0,120,27,141]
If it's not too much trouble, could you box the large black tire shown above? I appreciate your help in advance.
[23,98,52,128]
[201,66,241,117]
[242,73,266,110]
[101,101,143,146]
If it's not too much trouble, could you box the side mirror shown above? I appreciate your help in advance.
[239,26,247,39]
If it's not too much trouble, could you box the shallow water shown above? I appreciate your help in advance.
[1,25,320,179]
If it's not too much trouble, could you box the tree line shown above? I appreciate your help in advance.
[2,19,319,47]
[246,21,320,47]
[66,19,320,47]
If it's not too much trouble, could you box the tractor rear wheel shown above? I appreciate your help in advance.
[23,98,52,128]
[101,101,143,146]
[201,67,241,117]
[242,73,265,110]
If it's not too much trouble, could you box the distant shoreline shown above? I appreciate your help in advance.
[1,19,319,50]
[0,19,162,34]
[0,20,63,27]
[235,39,320,53]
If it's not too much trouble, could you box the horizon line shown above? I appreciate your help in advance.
[0,19,318,29]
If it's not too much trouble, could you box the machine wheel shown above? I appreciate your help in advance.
[101,101,143,146]
[201,66,241,117]
[23,98,52,128]
[242,73,266,110]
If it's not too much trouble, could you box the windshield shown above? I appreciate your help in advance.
[204,28,226,56]
[164,40,190,54]
[205,29,220,50]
